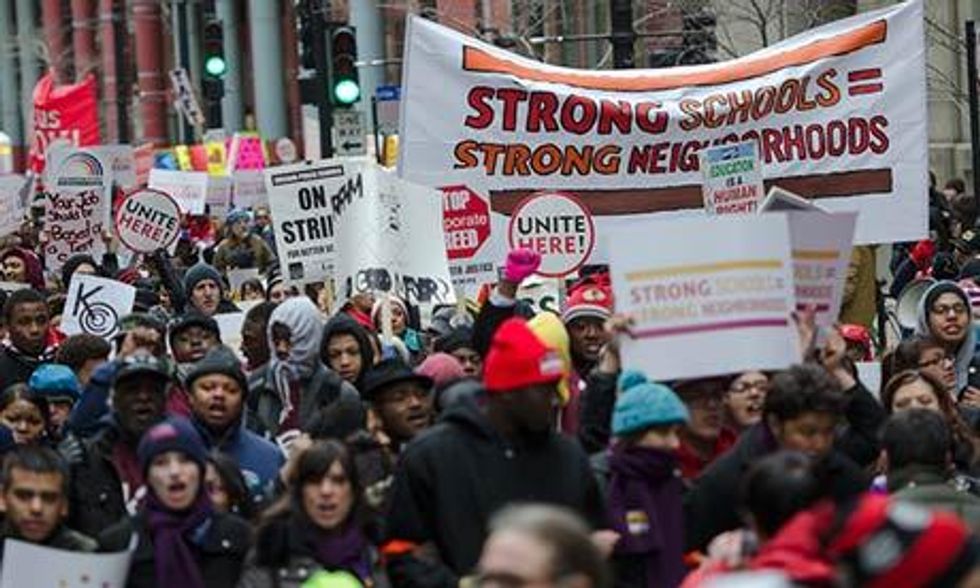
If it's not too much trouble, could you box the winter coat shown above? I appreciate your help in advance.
[247,362,360,438]
[0,345,51,391]
[213,234,275,274]
[192,416,285,505]
[383,395,605,588]
[890,467,980,529]
[684,423,867,551]
[578,371,619,454]
[321,314,377,391]
[66,425,141,539]
[98,511,251,588]
[834,379,888,468]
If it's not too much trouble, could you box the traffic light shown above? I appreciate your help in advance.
[327,24,360,107]
[203,20,227,80]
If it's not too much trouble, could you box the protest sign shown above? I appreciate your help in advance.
[400,1,927,286]
[149,168,208,214]
[0,538,132,588]
[214,312,246,359]
[264,160,354,283]
[0,175,28,237]
[507,191,595,278]
[610,214,798,380]
[517,276,564,314]
[232,169,269,208]
[441,184,495,291]
[44,149,112,270]
[788,211,857,328]
[336,164,455,306]
[46,144,137,190]
[206,174,233,217]
[114,188,182,253]
[28,72,100,175]
[61,274,136,339]
[759,186,828,213]
[701,141,764,215]
[174,145,194,171]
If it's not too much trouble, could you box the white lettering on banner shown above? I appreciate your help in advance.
[44,149,111,270]
[399,1,927,296]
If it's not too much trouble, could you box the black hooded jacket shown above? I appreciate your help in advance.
[384,395,605,588]
[320,313,376,391]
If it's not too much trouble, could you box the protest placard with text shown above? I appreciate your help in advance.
[149,168,208,214]
[44,148,112,270]
[61,274,136,339]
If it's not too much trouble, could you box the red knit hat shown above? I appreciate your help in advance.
[827,494,980,588]
[484,318,565,393]
[561,274,614,325]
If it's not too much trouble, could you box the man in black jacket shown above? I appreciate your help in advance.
[0,289,52,391]
[684,363,868,551]
[383,318,606,588]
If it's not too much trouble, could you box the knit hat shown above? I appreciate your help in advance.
[527,312,571,405]
[185,345,247,394]
[827,494,980,588]
[138,417,208,475]
[28,364,81,403]
[183,262,224,296]
[612,370,689,436]
[114,351,172,390]
[167,311,221,349]
[225,209,250,227]
[433,326,475,355]
[415,353,465,389]
[360,358,433,403]
[484,318,565,393]
[561,274,614,325]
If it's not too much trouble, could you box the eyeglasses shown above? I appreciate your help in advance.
[729,380,769,394]
[930,303,968,316]
[918,354,954,369]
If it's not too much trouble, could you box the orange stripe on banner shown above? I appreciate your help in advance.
[462,20,887,92]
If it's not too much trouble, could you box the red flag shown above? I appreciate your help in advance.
[28,72,100,174]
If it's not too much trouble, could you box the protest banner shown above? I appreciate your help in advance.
[28,72,100,175]
[701,141,764,215]
[232,169,269,208]
[149,168,208,214]
[264,160,356,284]
[114,188,182,253]
[610,214,799,380]
[0,538,132,588]
[0,175,28,237]
[336,164,455,306]
[787,211,857,328]
[206,174,233,217]
[44,149,112,270]
[399,1,927,291]
[507,191,596,278]
[62,274,136,339]
[517,276,564,314]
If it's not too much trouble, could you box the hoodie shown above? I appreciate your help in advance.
[1,247,45,291]
[914,280,976,391]
[320,313,376,391]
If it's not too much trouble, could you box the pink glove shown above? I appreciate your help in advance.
[503,248,541,283]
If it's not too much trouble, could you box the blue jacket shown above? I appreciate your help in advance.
[192,416,285,504]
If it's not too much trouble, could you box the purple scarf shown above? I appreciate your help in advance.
[301,518,371,582]
[607,446,685,588]
[144,490,214,588]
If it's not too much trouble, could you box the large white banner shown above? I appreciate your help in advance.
[336,164,455,306]
[399,1,927,292]
[610,214,799,380]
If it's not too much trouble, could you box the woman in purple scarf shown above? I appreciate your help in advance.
[601,371,690,588]
[238,440,376,588]
[97,417,252,588]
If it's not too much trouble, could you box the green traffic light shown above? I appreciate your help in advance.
[333,79,360,104]
[205,55,227,77]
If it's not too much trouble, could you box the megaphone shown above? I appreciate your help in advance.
[897,278,936,330]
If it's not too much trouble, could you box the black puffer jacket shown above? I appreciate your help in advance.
[66,424,138,539]
[384,395,606,588]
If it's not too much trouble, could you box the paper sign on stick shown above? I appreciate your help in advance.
[701,142,764,215]
[610,214,799,381]
[44,149,112,270]
[149,168,208,214]
[114,188,182,254]
[787,211,857,328]
[62,274,136,339]
[232,169,269,208]
[0,175,28,237]
[0,538,132,588]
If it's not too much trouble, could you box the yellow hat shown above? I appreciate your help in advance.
[528,312,572,405]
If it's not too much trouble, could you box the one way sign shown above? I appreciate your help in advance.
[332,111,367,156]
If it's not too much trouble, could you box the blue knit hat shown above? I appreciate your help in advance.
[138,417,208,475]
[29,364,81,403]
[612,370,689,436]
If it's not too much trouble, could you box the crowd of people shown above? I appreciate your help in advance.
[1,173,980,588]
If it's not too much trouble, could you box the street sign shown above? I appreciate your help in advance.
[376,85,401,101]
[332,111,367,156]
[169,68,206,128]
[375,85,401,136]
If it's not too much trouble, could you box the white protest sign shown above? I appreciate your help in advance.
[61,274,136,339]
[507,191,596,278]
[788,211,857,328]
[232,169,269,208]
[610,214,799,380]
[264,160,356,283]
[400,1,927,289]
[148,168,208,214]
[0,174,28,237]
[44,149,112,270]
[759,186,828,213]
[701,141,764,215]
[0,539,132,588]
[214,312,246,360]
[336,164,456,306]
[517,276,564,314]
[207,174,233,217]
[114,188,182,253]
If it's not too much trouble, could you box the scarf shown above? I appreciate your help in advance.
[607,445,685,588]
[144,490,214,588]
[267,298,323,425]
[300,518,371,582]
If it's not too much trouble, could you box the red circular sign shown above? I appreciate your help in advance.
[507,191,596,278]
[114,187,182,253]
[440,185,490,260]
